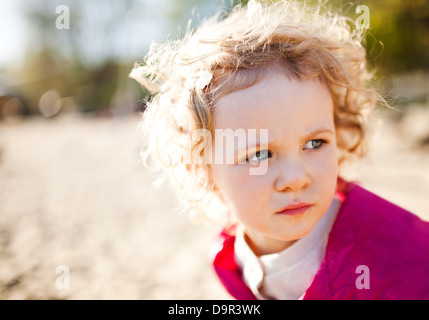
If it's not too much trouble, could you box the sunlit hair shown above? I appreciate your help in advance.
[130,0,385,223]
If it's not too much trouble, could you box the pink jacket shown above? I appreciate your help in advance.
[211,180,429,299]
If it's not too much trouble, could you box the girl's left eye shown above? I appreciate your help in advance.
[303,139,326,150]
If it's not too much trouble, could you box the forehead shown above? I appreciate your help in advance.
[212,69,334,133]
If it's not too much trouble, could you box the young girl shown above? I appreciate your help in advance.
[130,0,429,299]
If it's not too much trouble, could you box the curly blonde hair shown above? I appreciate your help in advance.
[130,0,384,223]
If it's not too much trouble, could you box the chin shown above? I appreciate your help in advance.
[276,213,322,241]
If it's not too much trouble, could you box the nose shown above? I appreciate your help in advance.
[274,156,311,192]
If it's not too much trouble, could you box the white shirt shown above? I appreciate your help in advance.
[234,198,340,300]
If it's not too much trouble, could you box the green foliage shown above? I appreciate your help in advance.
[365,0,429,72]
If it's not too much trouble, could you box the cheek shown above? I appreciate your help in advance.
[312,141,338,172]
[323,147,339,177]
[211,164,270,212]
[313,145,339,198]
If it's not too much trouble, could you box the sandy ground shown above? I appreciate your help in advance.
[0,106,428,300]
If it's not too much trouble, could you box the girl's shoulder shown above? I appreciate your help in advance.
[306,180,429,299]
[335,179,428,238]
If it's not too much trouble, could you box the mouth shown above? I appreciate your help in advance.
[276,203,313,216]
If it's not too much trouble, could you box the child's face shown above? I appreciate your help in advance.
[210,68,339,255]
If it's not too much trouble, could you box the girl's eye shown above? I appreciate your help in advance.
[303,139,326,150]
[246,150,271,164]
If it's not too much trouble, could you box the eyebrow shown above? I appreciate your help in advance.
[304,128,334,139]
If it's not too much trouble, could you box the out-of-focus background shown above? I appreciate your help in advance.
[0,0,428,299]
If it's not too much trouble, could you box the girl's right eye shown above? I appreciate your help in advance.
[246,150,272,164]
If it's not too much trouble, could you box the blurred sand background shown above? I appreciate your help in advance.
[0,113,231,299]
[0,103,428,300]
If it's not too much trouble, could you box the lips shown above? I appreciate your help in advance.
[276,203,313,216]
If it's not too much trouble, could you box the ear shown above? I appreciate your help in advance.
[210,183,219,192]
[207,167,226,202]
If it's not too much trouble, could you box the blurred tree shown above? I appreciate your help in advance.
[15,0,232,116]
[10,0,428,118]
[17,0,139,115]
